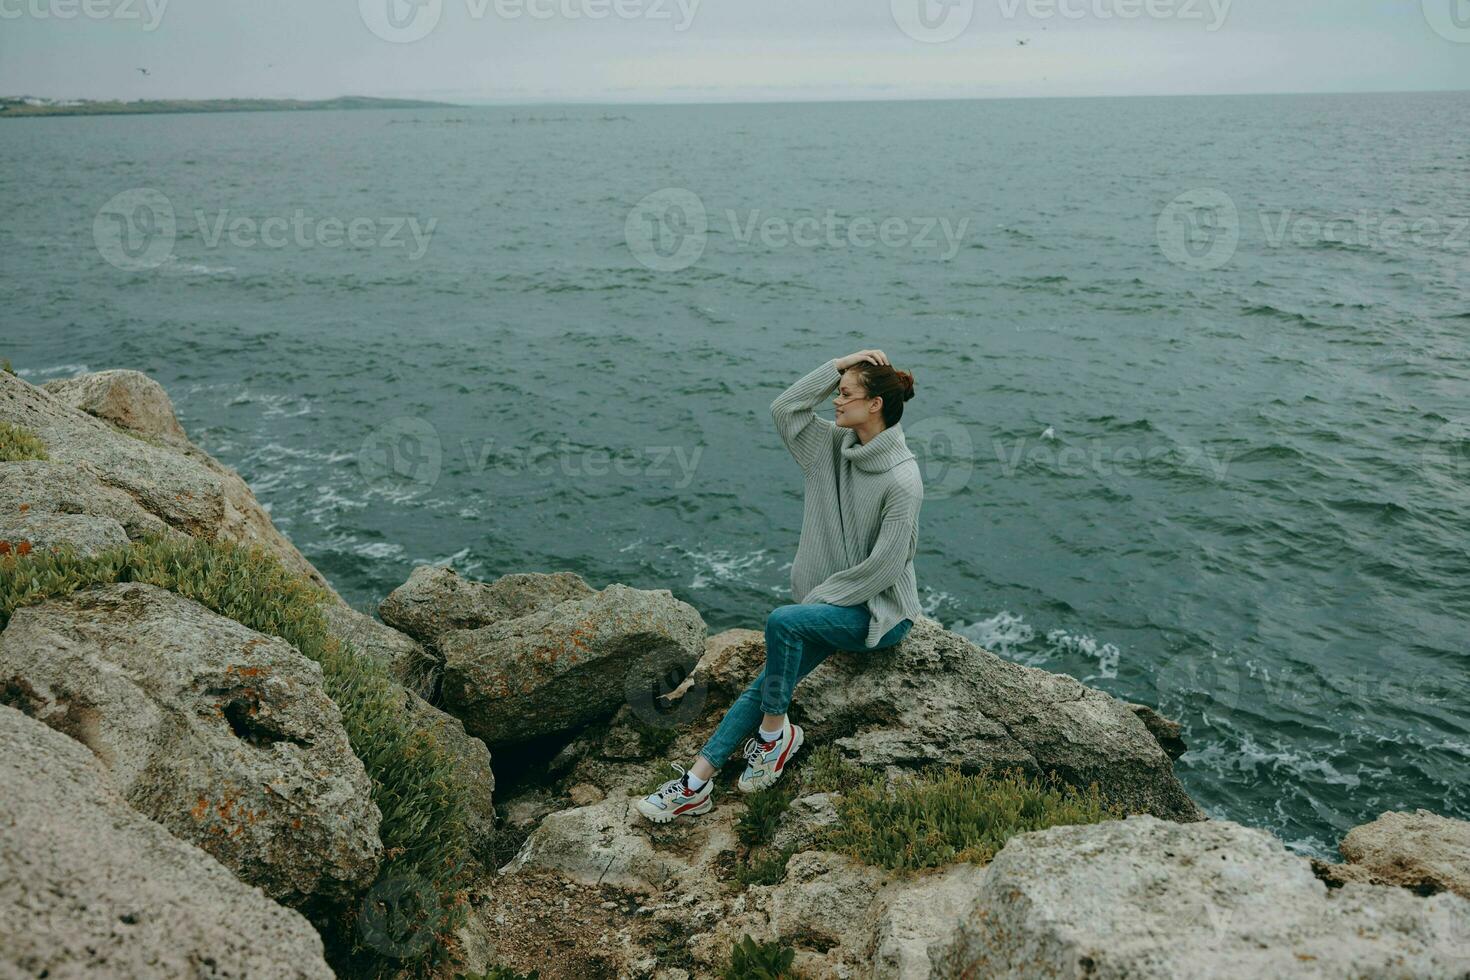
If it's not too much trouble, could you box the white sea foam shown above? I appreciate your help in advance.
[1046,628,1121,679]
[951,610,1036,658]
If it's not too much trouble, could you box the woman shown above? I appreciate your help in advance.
[637,349,924,823]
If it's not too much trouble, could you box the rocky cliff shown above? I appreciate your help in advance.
[2,365,1467,980]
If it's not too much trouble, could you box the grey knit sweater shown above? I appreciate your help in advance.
[771,357,925,650]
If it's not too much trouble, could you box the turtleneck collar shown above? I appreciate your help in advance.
[840,422,916,473]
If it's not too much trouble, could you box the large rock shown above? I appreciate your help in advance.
[0,704,333,979]
[320,601,500,871]
[865,862,990,979]
[438,581,706,748]
[0,459,178,542]
[1,369,336,596]
[1338,809,1470,899]
[42,369,190,446]
[379,564,595,646]
[0,510,129,557]
[932,813,1470,979]
[0,582,382,906]
[792,618,1203,821]
[322,599,441,701]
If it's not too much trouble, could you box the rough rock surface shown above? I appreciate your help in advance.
[0,704,334,979]
[0,459,179,541]
[380,564,596,646]
[1,369,336,595]
[0,510,129,556]
[932,813,1470,979]
[1338,809,1470,899]
[42,369,190,445]
[792,618,1204,821]
[0,582,382,906]
[439,581,707,747]
[322,599,441,701]
[318,601,500,870]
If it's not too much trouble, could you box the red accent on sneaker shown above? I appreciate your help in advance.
[672,795,705,814]
[774,726,795,772]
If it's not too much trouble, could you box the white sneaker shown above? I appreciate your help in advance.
[737,718,804,793]
[635,762,714,824]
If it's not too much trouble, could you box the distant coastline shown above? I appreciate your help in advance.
[0,95,457,119]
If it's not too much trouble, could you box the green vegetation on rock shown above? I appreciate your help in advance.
[0,536,477,978]
[807,748,1127,872]
[0,421,46,462]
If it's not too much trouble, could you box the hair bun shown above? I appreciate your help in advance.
[899,369,915,401]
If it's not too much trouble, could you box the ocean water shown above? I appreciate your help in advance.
[2,92,1467,858]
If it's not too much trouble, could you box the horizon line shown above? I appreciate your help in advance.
[6,85,1469,111]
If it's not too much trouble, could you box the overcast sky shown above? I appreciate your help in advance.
[3,0,1469,103]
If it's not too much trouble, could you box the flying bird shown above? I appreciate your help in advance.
[136,67,150,75]
[1017,39,1030,47]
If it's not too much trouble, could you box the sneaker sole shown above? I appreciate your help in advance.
[738,724,803,793]
[636,794,713,824]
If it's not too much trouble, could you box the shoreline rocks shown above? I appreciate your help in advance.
[0,582,383,907]
[931,814,1470,979]
[0,704,334,979]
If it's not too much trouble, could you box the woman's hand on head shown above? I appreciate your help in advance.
[836,349,889,371]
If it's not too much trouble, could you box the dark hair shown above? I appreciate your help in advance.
[845,363,916,427]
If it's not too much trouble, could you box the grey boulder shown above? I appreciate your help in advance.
[0,703,333,979]
[793,617,1204,821]
[438,581,706,748]
[933,813,1470,979]
[379,564,595,646]
[0,510,129,557]
[0,582,382,906]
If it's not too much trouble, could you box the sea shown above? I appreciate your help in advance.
[2,91,1467,859]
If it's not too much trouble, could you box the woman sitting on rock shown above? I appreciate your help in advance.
[638,349,924,823]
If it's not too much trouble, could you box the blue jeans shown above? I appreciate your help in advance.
[696,603,913,770]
